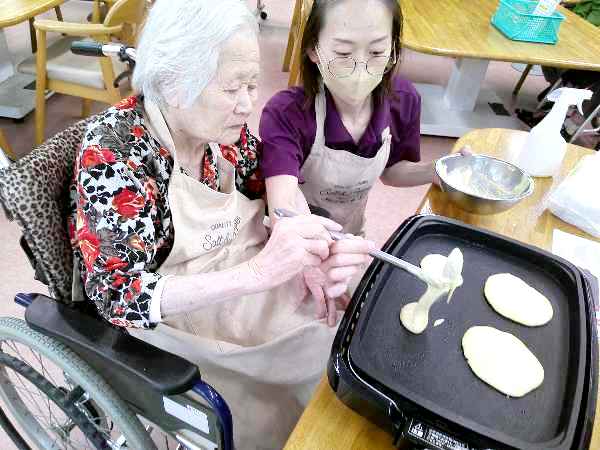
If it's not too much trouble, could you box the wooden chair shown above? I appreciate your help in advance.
[17,0,146,145]
[91,0,119,24]
[27,6,63,53]
[282,0,313,87]
[0,129,16,160]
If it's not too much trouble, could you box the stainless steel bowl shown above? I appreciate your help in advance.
[435,154,534,215]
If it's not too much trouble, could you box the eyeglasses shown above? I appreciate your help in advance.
[316,43,397,79]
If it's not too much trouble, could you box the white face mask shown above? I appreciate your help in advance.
[315,45,384,106]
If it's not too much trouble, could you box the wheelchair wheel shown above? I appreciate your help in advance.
[0,317,157,450]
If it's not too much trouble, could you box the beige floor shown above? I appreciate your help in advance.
[0,0,551,448]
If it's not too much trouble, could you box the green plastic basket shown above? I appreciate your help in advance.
[491,0,565,44]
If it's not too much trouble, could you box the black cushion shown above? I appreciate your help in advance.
[25,294,200,403]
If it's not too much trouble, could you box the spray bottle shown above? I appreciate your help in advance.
[517,87,592,177]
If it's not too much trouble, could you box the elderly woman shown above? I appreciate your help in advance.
[68,0,373,448]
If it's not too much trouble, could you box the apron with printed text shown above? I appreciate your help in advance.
[299,88,391,236]
[132,101,339,450]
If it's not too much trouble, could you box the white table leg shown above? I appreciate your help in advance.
[0,30,15,83]
[416,57,525,137]
[0,29,38,119]
[443,58,489,111]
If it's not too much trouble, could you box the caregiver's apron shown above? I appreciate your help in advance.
[299,88,391,236]
[133,101,339,450]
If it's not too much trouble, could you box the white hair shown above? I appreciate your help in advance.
[132,0,258,108]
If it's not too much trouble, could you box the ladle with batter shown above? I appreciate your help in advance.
[399,248,465,334]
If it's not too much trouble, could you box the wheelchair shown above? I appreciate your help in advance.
[0,116,233,449]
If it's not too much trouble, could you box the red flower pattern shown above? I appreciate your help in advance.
[131,126,144,138]
[81,145,116,168]
[114,96,137,110]
[112,274,127,288]
[220,145,238,167]
[144,179,158,206]
[109,318,134,327]
[131,278,142,293]
[112,189,145,219]
[105,257,128,272]
[78,230,100,272]
[127,159,139,171]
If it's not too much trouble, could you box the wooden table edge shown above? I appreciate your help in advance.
[0,0,65,28]
[401,4,600,72]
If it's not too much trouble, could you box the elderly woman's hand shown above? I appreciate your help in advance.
[304,236,374,327]
[248,215,342,291]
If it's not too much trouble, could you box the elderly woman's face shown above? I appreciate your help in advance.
[172,28,260,145]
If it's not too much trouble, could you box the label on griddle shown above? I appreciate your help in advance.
[405,418,470,450]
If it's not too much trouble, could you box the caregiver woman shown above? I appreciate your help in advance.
[260,0,469,235]
[69,1,371,448]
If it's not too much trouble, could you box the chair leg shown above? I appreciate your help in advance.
[28,19,37,53]
[99,55,122,105]
[54,6,63,21]
[536,77,563,111]
[513,64,532,97]
[81,99,92,118]
[283,0,301,72]
[0,129,16,160]
[34,30,48,146]
[288,45,301,87]
[569,102,600,144]
[92,1,101,23]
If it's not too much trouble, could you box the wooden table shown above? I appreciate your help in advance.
[0,0,64,119]
[400,0,600,137]
[284,128,600,450]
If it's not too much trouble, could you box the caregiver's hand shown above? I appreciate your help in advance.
[248,215,342,290]
[304,236,375,327]
[433,145,474,187]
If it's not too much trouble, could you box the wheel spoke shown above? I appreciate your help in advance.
[10,370,51,424]
[0,338,137,450]
[32,348,61,388]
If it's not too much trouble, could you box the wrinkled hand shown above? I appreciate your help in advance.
[248,215,341,291]
[303,236,374,327]
[433,145,474,186]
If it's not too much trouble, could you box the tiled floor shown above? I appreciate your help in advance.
[0,1,552,448]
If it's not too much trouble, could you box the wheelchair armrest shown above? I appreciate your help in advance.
[24,294,200,404]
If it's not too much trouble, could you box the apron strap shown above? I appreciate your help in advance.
[143,99,177,156]
[313,87,327,148]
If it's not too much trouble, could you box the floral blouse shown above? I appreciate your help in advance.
[68,96,265,329]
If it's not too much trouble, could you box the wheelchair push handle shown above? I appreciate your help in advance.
[70,40,136,65]
[70,40,104,57]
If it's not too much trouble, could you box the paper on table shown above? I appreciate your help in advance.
[553,229,600,279]
[552,229,600,332]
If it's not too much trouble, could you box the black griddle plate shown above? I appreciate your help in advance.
[338,215,592,450]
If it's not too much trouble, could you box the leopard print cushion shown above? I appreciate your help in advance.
[0,117,95,304]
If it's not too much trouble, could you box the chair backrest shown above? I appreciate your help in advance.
[104,0,147,44]
[0,118,95,304]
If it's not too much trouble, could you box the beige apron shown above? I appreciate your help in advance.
[299,88,392,236]
[133,101,340,450]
